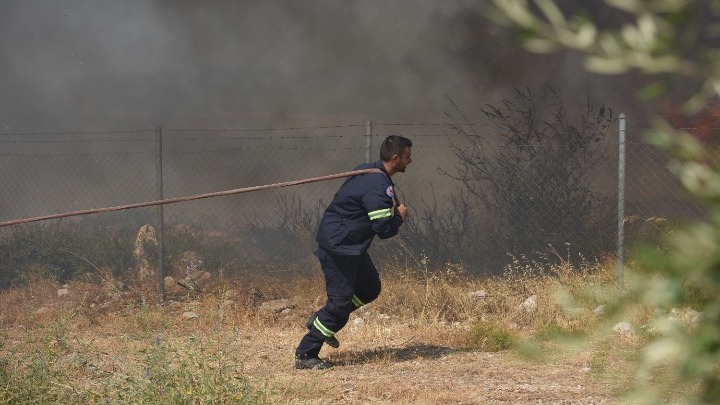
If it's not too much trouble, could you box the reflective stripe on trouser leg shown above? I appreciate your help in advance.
[313,317,336,338]
[351,294,365,308]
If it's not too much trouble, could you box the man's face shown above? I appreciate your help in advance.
[394,146,412,173]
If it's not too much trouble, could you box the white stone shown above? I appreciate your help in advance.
[518,295,537,313]
[593,305,606,316]
[258,298,296,314]
[167,300,184,311]
[612,321,635,335]
[57,288,69,298]
[669,307,702,325]
[34,307,49,315]
[468,290,488,299]
[182,311,199,320]
[687,309,702,324]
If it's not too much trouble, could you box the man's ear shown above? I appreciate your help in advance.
[391,154,400,163]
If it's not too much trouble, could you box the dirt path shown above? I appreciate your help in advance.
[1,279,627,404]
[239,327,618,404]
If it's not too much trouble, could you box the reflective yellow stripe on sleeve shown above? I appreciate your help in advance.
[368,208,392,221]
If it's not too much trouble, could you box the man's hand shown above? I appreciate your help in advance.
[396,204,408,223]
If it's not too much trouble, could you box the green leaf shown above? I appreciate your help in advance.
[674,131,708,161]
[523,37,560,53]
[644,338,685,366]
[535,0,566,27]
[574,22,597,49]
[621,24,642,48]
[642,55,681,73]
[492,0,536,27]
[606,0,642,13]
[679,161,720,200]
[584,56,629,74]
[597,33,624,56]
[637,13,659,44]
[637,80,668,101]
[647,0,693,13]
[646,124,676,149]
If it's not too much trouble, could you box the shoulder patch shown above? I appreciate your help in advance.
[386,185,395,198]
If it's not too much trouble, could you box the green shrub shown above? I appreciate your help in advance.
[95,336,266,404]
[0,331,267,404]
[483,2,720,402]
[0,219,138,288]
[467,322,516,352]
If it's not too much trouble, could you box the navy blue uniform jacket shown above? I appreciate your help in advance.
[316,160,403,255]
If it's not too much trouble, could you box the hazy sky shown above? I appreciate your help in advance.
[0,0,643,132]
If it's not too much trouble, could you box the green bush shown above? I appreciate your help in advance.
[0,331,267,404]
[97,336,266,404]
[483,2,720,402]
[467,322,516,352]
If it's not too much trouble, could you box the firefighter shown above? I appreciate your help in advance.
[295,135,412,370]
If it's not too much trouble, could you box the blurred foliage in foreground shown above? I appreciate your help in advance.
[485,0,720,403]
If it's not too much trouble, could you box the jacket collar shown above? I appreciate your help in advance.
[373,160,394,185]
[374,160,390,177]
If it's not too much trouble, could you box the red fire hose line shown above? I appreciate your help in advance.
[0,168,386,228]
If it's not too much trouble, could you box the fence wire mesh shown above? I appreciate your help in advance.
[0,121,706,291]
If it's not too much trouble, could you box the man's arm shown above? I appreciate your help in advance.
[363,182,405,239]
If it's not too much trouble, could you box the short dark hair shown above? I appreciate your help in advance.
[380,135,412,161]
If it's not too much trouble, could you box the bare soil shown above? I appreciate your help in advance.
[2,274,630,404]
[241,324,619,404]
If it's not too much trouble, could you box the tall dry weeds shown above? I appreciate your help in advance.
[0,255,638,404]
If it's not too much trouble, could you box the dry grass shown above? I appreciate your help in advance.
[0,257,642,404]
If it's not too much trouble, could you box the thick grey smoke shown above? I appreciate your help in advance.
[0,0,642,132]
[0,0,652,225]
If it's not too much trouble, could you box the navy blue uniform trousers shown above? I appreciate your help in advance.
[295,247,381,357]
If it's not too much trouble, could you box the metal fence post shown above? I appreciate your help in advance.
[617,113,626,289]
[155,126,166,300]
[365,120,372,163]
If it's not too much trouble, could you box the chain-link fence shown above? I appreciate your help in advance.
[0,118,705,291]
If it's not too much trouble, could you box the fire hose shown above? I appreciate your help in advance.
[0,168,400,228]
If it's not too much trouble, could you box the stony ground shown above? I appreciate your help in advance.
[2,274,633,404]
[239,323,620,404]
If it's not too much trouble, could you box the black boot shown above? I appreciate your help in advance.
[295,353,333,370]
[306,313,340,348]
